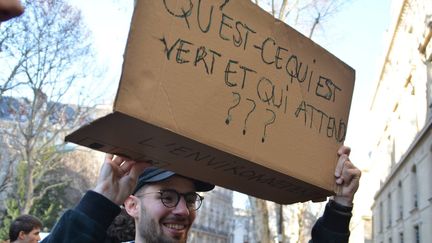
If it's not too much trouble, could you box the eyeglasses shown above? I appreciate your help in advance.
[136,189,204,211]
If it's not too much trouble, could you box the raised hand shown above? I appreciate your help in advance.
[93,154,151,205]
[333,146,361,207]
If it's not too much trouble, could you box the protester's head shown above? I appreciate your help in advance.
[0,0,24,22]
[9,215,42,243]
[124,167,214,243]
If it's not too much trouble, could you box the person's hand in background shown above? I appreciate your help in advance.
[0,0,24,22]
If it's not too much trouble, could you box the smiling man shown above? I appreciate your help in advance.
[124,168,214,242]
[42,145,360,243]
[40,154,213,243]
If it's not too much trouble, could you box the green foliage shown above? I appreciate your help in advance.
[0,199,21,240]
[0,159,71,238]
[0,182,70,239]
[0,161,27,240]
[16,160,27,210]
[30,181,68,229]
[0,186,69,240]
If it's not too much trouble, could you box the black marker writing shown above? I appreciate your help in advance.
[294,100,346,142]
[243,98,256,135]
[262,109,276,143]
[315,76,342,102]
[162,0,193,29]
[159,36,221,75]
[225,92,241,125]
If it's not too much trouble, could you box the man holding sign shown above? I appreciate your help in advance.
[41,145,360,243]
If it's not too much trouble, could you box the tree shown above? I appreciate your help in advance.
[247,0,353,241]
[253,0,352,38]
[289,201,323,243]
[248,196,272,243]
[0,0,99,224]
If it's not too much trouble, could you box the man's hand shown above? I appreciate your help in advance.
[0,0,24,22]
[93,154,151,205]
[333,146,361,207]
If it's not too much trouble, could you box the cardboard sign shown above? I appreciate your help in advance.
[66,0,355,204]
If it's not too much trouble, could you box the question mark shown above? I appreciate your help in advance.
[243,98,256,135]
[262,109,276,143]
[219,0,230,10]
[225,92,241,125]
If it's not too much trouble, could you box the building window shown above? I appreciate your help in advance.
[414,225,420,243]
[379,202,383,232]
[411,165,418,209]
[398,181,403,219]
[387,193,392,227]
[243,234,249,243]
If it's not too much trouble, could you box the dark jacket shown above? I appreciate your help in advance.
[42,191,352,243]
[309,200,353,243]
[41,191,120,243]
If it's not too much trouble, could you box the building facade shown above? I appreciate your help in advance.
[361,0,432,242]
[371,122,432,243]
[189,186,235,243]
[232,207,255,243]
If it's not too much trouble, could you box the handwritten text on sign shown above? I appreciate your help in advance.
[158,0,346,143]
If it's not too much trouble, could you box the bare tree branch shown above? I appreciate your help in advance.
[0,0,98,215]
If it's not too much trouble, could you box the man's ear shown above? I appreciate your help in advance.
[18,230,26,239]
[124,195,140,218]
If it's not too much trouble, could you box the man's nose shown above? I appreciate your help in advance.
[172,196,191,216]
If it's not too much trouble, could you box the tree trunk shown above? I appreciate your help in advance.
[249,196,272,243]
[277,204,287,242]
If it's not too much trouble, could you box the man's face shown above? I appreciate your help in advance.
[19,227,41,243]
[0,0,24,22]
[135,176,197,243]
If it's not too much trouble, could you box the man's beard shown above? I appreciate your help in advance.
[137,205,188,243]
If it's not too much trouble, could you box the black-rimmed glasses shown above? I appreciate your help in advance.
[136,189,204,211]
